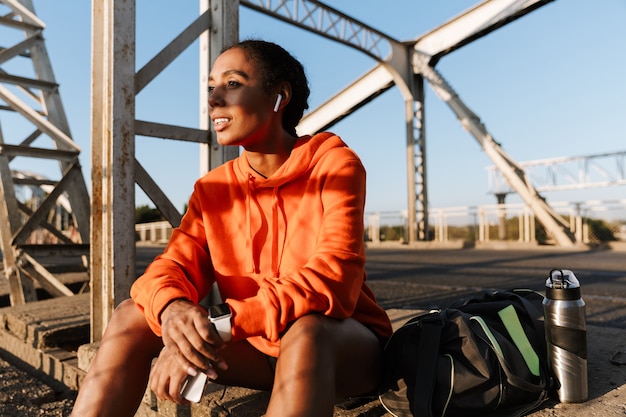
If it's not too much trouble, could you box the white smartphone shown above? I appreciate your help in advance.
[180,371,207,403]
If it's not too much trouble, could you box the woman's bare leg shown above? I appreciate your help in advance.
[265,315,383,417]
[70,299,163,417]
[213,339,275,391]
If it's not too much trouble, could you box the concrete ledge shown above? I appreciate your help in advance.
[366,240,626,252]
[0,294,90,392]
[0,324,85,392]
[0,293,90,349]
[366,240,469,249]
[134,314,626,416]
[602,241,626,252]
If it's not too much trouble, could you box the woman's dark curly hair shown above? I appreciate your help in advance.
[223,39,310,136]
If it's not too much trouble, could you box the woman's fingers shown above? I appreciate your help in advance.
[160,299,227,374]
[150,346,225,404]
[150,347,189,403]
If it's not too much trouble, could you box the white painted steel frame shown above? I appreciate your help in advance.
[487,151,626,193]
[415,58,574,246]
[0,0,91,305]
[90,0,238,340]
[90,0,136,340]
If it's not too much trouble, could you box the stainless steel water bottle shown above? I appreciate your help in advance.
[543,268,588,403]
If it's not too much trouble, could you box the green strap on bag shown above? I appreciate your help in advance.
[499,305,541,377]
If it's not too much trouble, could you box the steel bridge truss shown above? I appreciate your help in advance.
[488,150,626,194]
[0,0,90,306]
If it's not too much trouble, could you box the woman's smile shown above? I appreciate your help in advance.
[212,117,230,131]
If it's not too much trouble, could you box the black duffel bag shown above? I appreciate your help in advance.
[378,289,555,417]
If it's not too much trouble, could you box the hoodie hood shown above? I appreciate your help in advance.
[236,131,340,187]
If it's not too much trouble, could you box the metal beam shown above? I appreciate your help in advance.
[0,85,80,151]
[488,151,626,193]
[199,0,239,176]
[89,0,239,341]
[12,162,82,245]
[135,120,210,143]
[0,32,40,64]
[414,56,576,247]
[297,64,394,135]
[90,0,136,339]
[2,0,45,28]
[135,9,211,94]
[0,0,91,306]
[413,0,554,64]
[240,0,396,62]
[249,0,558,245]
[0,123,36,305]
[135,159,182,228]
[0,143,79,161]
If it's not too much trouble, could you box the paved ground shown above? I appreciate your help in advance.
[364,246,626,328]
[1,244,625,416]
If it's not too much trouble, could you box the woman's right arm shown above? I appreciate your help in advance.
[131,183,215,337]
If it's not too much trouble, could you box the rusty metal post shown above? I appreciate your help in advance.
[199,0,239,175]
[90,0,136,341]
[89,0,239,341]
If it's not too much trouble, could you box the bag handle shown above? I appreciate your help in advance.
[412,315,443,417]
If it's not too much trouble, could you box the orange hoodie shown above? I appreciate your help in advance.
[131,132,392,356]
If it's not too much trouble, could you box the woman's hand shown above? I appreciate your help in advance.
[149,346,191,403]
[153,299,228,402]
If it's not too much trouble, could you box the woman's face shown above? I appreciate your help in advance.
[208,47,277,148]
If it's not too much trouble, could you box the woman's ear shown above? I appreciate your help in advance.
[273,94,283,112]
[273,83,291,112]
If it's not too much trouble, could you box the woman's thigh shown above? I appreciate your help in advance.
[330,318,383,396]
[214,316,382,397]
[279,315,383,398]
[213,339,275,391]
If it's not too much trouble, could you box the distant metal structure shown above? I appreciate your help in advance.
[0,0,90,306]
[488,150,626,194]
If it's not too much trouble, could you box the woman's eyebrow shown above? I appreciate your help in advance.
[209,69,250,81]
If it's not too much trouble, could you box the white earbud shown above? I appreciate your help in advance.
[273,94,282,112]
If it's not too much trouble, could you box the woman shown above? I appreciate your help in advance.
[71,39,392,417]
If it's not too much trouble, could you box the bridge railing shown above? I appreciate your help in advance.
[365,199,626,245]
[134,200,626,246]
[135,220,173,245]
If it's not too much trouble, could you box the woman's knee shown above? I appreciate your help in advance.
[108,299,147,331]
[279,314,369,364]
[282,314,378,350]
[114,298,139,314]
[102,298,161,356]
[278,315,382,396]
[281,314,335,347]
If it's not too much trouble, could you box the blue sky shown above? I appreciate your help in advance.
[13,1,626,216]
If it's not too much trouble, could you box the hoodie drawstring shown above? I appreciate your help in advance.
[270,187,281,278]
[246,175,286,277]
[246,175,255,273]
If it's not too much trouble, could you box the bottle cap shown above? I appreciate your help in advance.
[546,269,581,300]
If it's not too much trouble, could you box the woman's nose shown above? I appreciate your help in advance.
[208,92,222,107]
[207,87,224,107]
